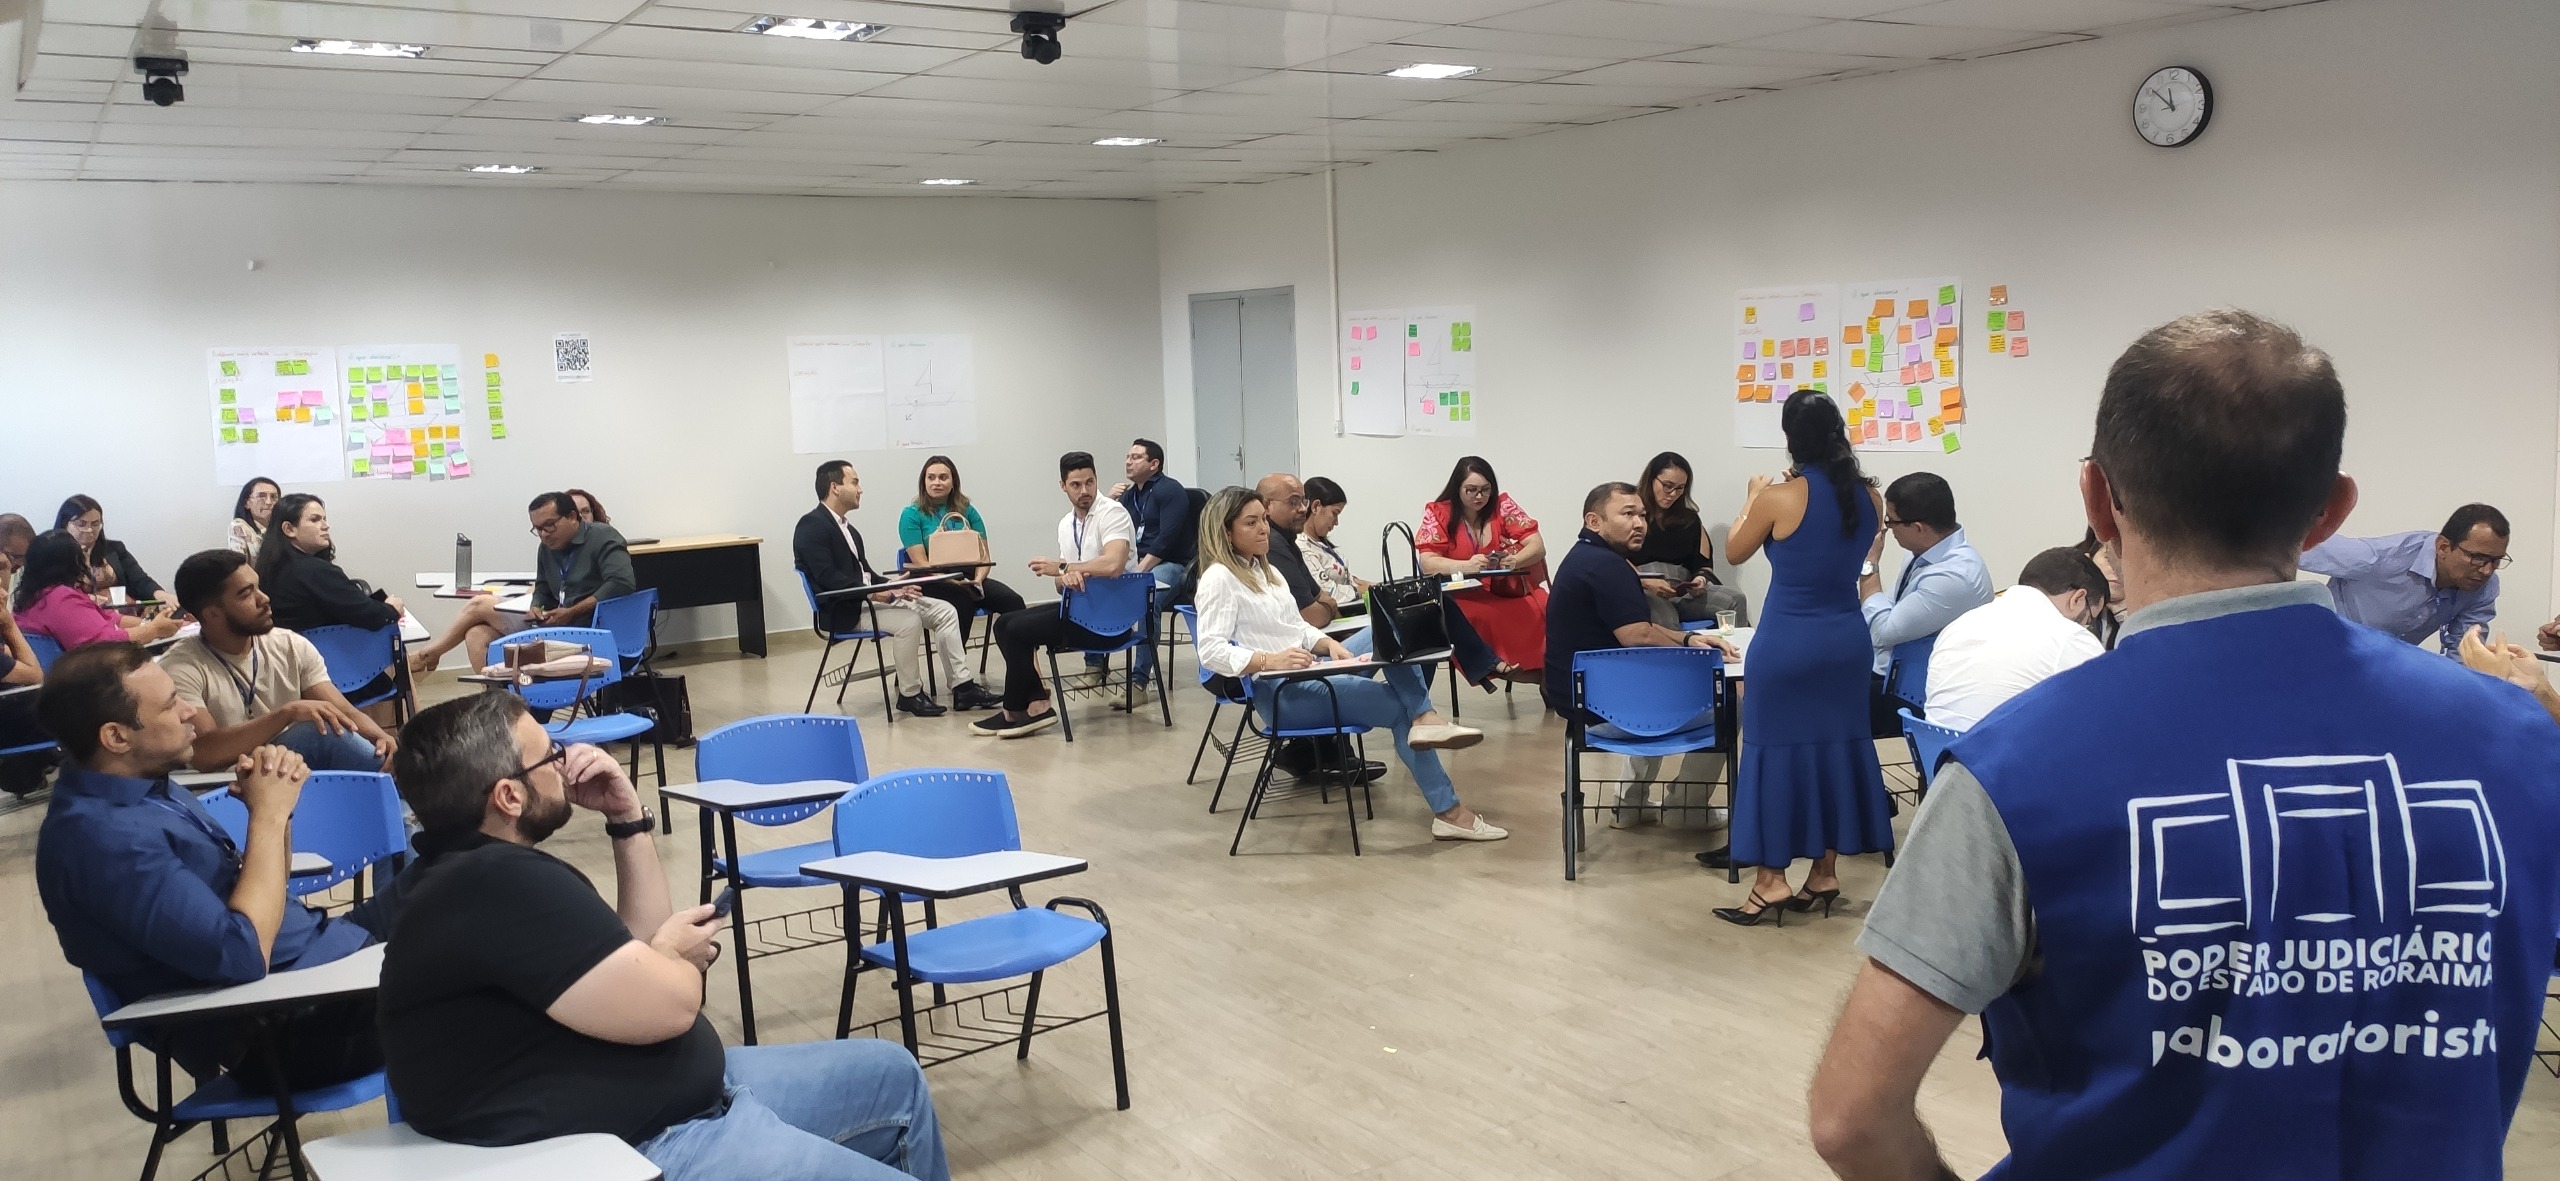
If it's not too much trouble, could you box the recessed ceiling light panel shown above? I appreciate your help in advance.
[740,16,886,41]
[918,178,975,186]
[575,114,665,126]
[1383,63,1480,80]
[1091,136,1162,147]
[468,164,540,174]
[291,39,431,58]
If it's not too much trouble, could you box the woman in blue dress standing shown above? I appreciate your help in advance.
[1712,391,1894,926]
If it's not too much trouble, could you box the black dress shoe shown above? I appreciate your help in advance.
[951,681,1004,712]
[1694,846,1733,870]
[1311,759,1389,785]
[896,691,949,717]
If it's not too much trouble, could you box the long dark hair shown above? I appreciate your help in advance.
[1780,391,1870,538]
[1638,451,1698,532]
[913,455,971,517]
[13,530,89,612]
[1432,456,1501,525]
[54,493,108,559]
[564,488,610,525]
[255,493,331,585]
[232,478,279,530]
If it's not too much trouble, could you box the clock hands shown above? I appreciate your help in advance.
[2147,86,2174,112]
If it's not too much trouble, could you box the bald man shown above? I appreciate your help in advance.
[1255,473,1334,628]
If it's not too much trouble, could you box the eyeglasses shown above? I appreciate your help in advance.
[528,516,566,535]
[1459,485,1492,498]
[1883,517,1913,528]
[2453,543,2512,571]
[1654,480,1688,497]
[1283,495,1310,508]
[508,742,568,782]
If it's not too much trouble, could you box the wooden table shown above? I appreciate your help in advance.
[630,535,765,657]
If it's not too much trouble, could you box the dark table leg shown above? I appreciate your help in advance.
[735,584,766,657]
[251,1017,312,1181]
[719,811,757,1044]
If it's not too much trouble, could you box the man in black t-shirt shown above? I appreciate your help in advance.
[1545,483,1736,828]
[380,692,949,1180]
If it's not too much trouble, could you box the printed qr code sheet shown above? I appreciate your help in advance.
[553,331,593,383]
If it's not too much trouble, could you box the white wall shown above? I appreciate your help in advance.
[0,183,1164,651]
[1157,0,2560,620]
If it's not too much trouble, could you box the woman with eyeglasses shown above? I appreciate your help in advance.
[2299,502,2510,651]
[1630,452,1753,630]
[1704,391,1892,929]
[14,530,180,648]
[228,477,281,556]
[55,494,162,606]
[1415,456,1550,680]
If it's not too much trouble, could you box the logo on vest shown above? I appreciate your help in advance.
[2128,754,2505,1069]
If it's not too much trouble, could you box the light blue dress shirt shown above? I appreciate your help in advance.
[2300,530,2495,655]
[1862,526,1995,677]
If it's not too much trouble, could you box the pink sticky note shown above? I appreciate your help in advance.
[1933,304,1953,326]
[1798,302,1815,321]
[1365,326,1377,341]
[389,428,409,444]
[2004,311,2024,331]
[1423,400,1437,415]
[449,460,471,478]
[239,408,259,423]
[2010,335,2029,357]
[306,390,326,405]
[1761,363,1778,380]
[1349,356,1361,371]
[1743,341,1757,360]
[1812,338,1829,356]
[1408,342,1421,357]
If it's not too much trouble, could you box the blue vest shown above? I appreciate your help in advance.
[1953,601,2560,1180]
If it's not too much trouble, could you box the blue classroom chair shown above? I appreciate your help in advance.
[1562,646,1726,881]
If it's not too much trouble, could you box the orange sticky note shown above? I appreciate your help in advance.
[1737,384,1754,403]
[1940,405,1964,424]
[1896,323,1913,344]
[1871,298,1894,318]
[1906,299,1929,320]
[1737,365,1755,382]
[1934,327,1957,346]
[1848,383,1867,401]
[1781,362,1795,379]
[1988,285,2008,306]
[483,353,500,368]
[1843,325,1864,344]
[1941,387,1964,407]
[1756,385,1774,403]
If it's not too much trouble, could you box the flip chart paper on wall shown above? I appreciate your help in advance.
[208,346,343,486]
[883,334,978,450]
[1733,284,1838,449]
[340,344,471,481]
[788,334,888,453]
[1839,277,1962,454]
[1404,306,1477,438]
[1342,308,1407,437]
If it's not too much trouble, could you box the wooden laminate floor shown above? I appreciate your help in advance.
[6,635,2559,1179]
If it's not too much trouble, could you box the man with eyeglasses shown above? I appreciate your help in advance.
[2300,502,2506,655]
[405,493,635,676]
[1858,472,1994,734]
[378,691,949,1178]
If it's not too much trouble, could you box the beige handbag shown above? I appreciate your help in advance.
[925,511,988,568]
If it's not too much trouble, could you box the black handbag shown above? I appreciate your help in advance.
[1367,522,1451,663]
[598,672,697,747]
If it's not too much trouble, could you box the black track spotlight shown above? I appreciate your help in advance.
[135,55,188,107]
[1011,11,1065,65]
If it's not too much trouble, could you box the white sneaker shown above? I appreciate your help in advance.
[1610,782,1655,829]
[1408,723,1483,751]
[1431,814,1509,841]
[1108,685,1154,711]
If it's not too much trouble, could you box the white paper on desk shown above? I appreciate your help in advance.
[493,594,534,614]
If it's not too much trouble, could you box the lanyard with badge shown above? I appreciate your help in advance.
[1071,514,1087,562]
[147,785,240,858]
[552,542,577,591]
[216,643,263,715]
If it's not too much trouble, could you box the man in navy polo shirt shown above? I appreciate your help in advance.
[1809,309,2560,1180]
[35,641,399,1090]
[1545,482,1735,827]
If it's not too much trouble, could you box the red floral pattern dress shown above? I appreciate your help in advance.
[1416,493,1550,670]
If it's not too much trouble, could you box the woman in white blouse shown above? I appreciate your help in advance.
[1298,476,1365,614]
[1193,486,1507,842]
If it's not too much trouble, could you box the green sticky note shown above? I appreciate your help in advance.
[220,408,238,424]
[346,367,362,383]
[1868,350,1884,372]
[1936,285,1955,305]
[413,459,428,474]
[486,373,502,389]
[243,428,261,443]
[1349,381,1359,395]
[220,427,239,444]
[373,400,390,417]
[274,361,293,376]
[220,360,239,377]
[491,424,509,440]
[1907,387,1925,406]
[486,389,504,405]
[1808,382,1827,393]
[1407,324,1417,338]
[366,367,384,383]
[1987,310,2004,330]
[430,441,447,457]
[350,402,369,421]
[488,405,504,422]
[219,388,236,404]
[1942,433,1961,454]
[353,458,370,476]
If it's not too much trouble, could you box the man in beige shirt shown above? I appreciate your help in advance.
[161,550,394,774]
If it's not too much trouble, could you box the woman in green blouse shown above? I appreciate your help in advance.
[898,455,1025,641]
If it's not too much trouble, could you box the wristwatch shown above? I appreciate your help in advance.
[1860,561,1877,578]
[604,810,656,840]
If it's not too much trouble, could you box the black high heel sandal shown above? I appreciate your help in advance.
[1712,890,1790,928]
[1788,887,1843,917]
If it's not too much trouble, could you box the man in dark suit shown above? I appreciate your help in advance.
[794,461,996,717]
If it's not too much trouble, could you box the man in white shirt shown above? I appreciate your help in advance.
[1919,546,2110,731]
[972,452,1137,738]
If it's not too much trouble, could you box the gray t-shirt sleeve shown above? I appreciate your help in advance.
[1857,760,2034,1014]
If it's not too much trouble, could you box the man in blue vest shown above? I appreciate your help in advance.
[1809,309,2560,1180]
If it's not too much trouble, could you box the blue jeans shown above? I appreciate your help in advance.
[1256,635,1456,814]
[271,720,383,773]
[639,1040,949,1181]
[1090,562,1185,684]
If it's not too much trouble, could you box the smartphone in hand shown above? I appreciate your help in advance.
[708,886,739,920]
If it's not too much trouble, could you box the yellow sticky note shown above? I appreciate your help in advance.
[405,382,422,398]
[1812,360,1828,378]
[293,406,312,423]
[1937,360,1955,378]
[1927,417,1945,435]
[483,353,500,368]
[409,399,426,415]
[1744,305,1758,325]
[1989,333,2007,353]
[1850,349,1865,368]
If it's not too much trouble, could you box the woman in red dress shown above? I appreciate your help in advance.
[1415,456,1550,678]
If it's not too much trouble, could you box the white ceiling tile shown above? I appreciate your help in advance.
[531,54,906,95]
[1471,1,1821,46]
[1191,0,1546,21]
[576,24,979,74]
[500,77,850,113]
[1545,59,1828,88]
[924,47,1267,91]
[1679,0,1915,15]
[1730,18,2055,56]
[1878,0,2236,33]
